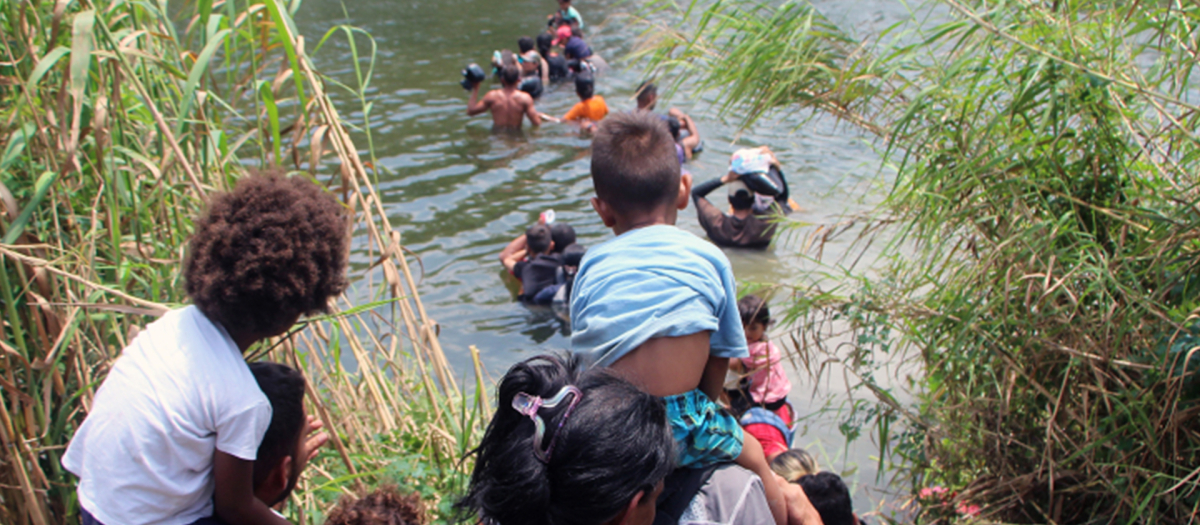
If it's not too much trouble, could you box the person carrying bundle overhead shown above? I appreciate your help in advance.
[692,146,798,249]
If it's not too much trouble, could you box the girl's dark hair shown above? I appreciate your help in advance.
[185,169,349,339]
[738,294,770,326]
[457,354,675,525]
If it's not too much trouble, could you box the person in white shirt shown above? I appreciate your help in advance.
[63,170,350,525]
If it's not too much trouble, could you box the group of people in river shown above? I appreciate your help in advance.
[463,0,609,130]
[486,109,859,525]
[58,3,851,525]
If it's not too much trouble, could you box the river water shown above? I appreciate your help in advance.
[295,0,913,516]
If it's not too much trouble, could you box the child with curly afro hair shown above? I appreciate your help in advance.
[63,168,349,525]
[325,486,426,525]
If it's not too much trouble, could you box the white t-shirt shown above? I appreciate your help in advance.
[63,306,272,525]
[679,464,775,525]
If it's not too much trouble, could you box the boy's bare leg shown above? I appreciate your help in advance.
[736,433,788,525]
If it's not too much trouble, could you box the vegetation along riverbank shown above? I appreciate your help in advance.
[635,0,1200,522]
[0,0,485,522]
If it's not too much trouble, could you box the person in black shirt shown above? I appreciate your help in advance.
[537,32,569,83]
[499,223,562,302]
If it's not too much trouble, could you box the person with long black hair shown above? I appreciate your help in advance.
[457,354,675,525]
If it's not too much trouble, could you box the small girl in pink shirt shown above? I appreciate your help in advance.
[733,295,793,425]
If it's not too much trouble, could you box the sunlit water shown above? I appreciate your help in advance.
[296,0,915,515]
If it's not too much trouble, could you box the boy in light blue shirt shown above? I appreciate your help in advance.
[570,111,786,525]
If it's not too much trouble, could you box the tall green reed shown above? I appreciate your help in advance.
[636,0,1200,522]
[0,1,483,523]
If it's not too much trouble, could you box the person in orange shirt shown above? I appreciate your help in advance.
[542,73,607,132]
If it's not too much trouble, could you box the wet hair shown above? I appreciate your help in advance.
[519,36,535,54]
[501,64,521,86]
[666,116,682,141]
[326,485,426,525]
[536,32,554,56]
[185,169,349,339]
[636,81,657,108]
[590,111,681,216]
[456,354,675,525]
[574,72,594,99]
[526,224,553,254]
[550,223,576,253]
[771,448,820,483]
[248,362,307,504]
[561,243,586,267]
[738,295,771,326]
[797,472,856,525]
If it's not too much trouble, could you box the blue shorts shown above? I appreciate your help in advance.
[665,389,744,468]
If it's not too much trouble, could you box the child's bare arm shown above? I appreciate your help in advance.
[213,451,291,525]
[700,355,729,401]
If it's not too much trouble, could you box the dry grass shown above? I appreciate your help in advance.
[0,1,484,523]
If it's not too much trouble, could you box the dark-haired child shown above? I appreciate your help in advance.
[193,363,328,525]
[457,354,674,525]
[63,170,349,525]
[569,111,787,525]
[500,223,562,302]
[732,295,793,423]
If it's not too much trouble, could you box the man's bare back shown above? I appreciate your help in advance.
[467,84,541,129]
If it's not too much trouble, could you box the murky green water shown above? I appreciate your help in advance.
[296,0,911,514]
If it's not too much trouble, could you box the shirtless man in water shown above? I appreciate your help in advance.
[467,65,542,129]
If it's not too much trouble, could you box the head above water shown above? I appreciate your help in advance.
[636,81,657,110]
[519,36,536,54]
[457,354,676,525]
[666,116,681,141]
[590,111,687,228]
[728,180,754,211]
[797,472,857,525]
[185,168,349,343]
[248,362,307,506]
[562,243,587,267]
[536,32,554,56]
[526,223,554,255]
[550,223,576,253]
[501,64,521,87]
[738,294,771,327]
[575,71,595,99]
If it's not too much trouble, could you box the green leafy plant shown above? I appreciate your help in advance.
[636,0,1200,522]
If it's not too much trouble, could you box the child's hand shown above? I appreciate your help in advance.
[299,415,329,464]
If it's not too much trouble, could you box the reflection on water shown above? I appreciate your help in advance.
[296,0,912,514]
